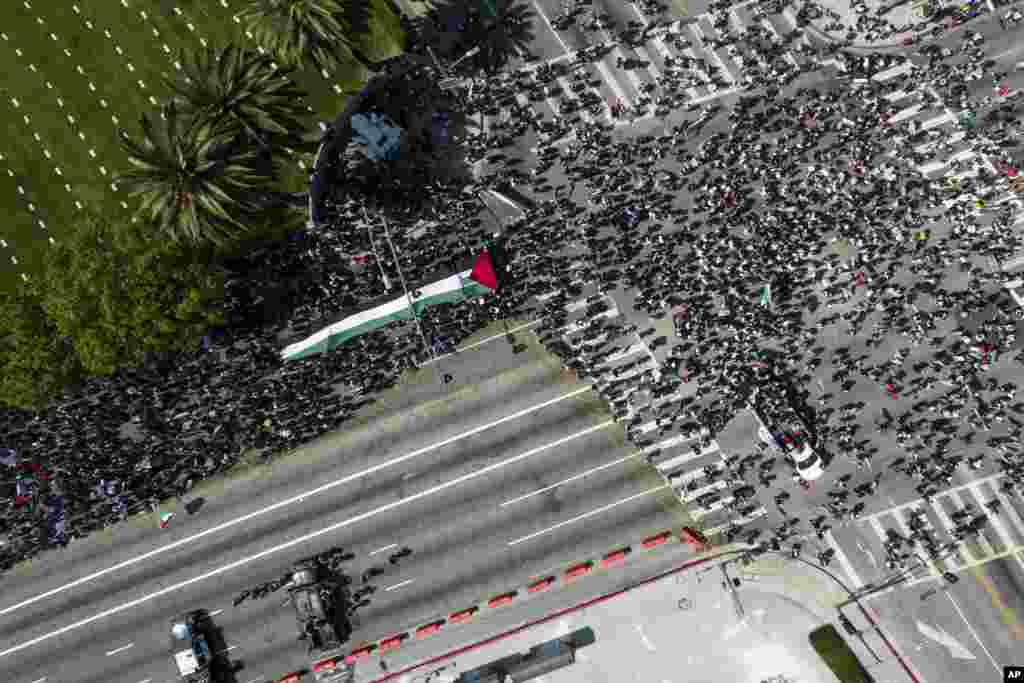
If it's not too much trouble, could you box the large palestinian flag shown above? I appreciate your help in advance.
[281,249,498,362]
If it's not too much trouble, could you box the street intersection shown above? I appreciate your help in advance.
[5,2,1024,683]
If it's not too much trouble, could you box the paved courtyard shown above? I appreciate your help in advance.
[365,549,921,683]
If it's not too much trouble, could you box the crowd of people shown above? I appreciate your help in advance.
[2,0,1023,586]
[477,2,1024,563]
[0,165,529,573]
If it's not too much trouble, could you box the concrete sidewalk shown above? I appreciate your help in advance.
[358,547,922,683]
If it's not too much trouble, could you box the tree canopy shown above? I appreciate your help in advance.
[117,103,271,247]
[165,46,314,155]
[409,0,535,75]
[0,286,83,412]
[238,0,373,74]
[0,212,231,410]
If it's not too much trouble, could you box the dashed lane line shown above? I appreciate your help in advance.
[0,385,594,620]
[0,395,609,659]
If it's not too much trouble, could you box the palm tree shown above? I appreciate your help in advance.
[116,103,267,247]
[165,46,312,154]
[411,0,535,74]
[472,0,535,73]
[237,0,371,75]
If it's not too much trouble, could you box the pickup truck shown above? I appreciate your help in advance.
[170,611,215,683]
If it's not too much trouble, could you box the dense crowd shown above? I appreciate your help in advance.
[0,170,528,573]
[2,0,1023,583]
[484,4,1024,564]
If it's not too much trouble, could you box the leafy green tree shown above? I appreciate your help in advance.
[117,103,267,247]
[410,0,534,75]
[36,212,226,378]
[0,286,83,411]
[237,0,374,74]
[165,46,314,155]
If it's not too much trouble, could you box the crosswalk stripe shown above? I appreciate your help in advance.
[691,494,735,519]
[872,61,914,82]
[825,529,867,590]
[930,500,980,565]
[703,506,768,536]
[868,516,889,549]
[756,17,797,67]
[554,75,595,124]
[678,478,728,501]
[964,485,1024,575]
[920,111,956,130]
[689,23,735,85]
[655,443,719,472]
[977,483,1024,542]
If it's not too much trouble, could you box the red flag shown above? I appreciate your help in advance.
[469,248,498,290]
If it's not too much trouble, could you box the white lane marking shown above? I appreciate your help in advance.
[0,415,610,659]
[0,385,594,619]
[856,539,878,569]
[507,484,669,546]
[500,445,643,507]
[530,0,572,55]
[916,619,975,660]
[824,530,866,590]
[635,624,656,651]
[931,501,979,565]
[218,645,238,654]
[421,319,543,364]
[860,472,1006,524]
[209,609,223,616]
[30,678,46,683]
[945,592,1001,673]
[385,579,415,592]
[867,517,888,547]
[137,679,151,683]
[948,490,995,556]
[105,643,134,656]
[369,543,398,556]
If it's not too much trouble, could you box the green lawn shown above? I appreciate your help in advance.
[0,0,405,293]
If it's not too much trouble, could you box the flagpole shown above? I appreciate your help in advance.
[378,210,436,363]
[362,207,392,291]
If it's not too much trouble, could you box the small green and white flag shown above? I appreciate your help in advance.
[759,283,772,308]
[281,249,497,361]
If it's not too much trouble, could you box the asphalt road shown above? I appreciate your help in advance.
[0,333,693,683]
[6,6,1024,683]
[466,5,1024,681]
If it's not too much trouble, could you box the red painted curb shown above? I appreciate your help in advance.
[368,551,736,683]
[853,604,923,683]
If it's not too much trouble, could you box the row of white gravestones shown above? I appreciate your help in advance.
[0,0,214,277]
[0,151,50,280]
[12,0,219,199]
